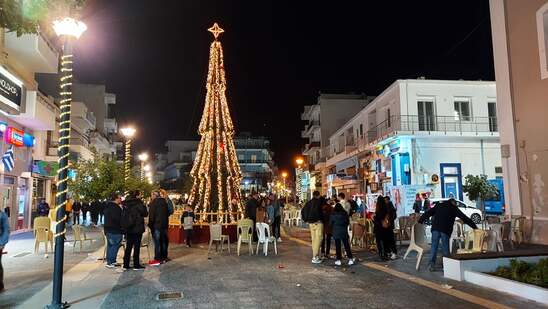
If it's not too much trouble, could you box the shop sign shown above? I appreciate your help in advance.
[0,66,23,112]
[32,160,59,177]
[5,127,24,146]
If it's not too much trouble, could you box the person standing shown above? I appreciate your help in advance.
[338,193,351,215]
[65,199,73,226]
[330,204,355,266]
[122,190,148,270]
[90,200,100,226]
[160,190,174,261]
[103,193,124,268]
[81,201,89,225]
[37,198,50,217]
[321,197,333,259]
[374,195,397,260]
[245,192,259,242]
[419,198,478,271]
[181,205,195,247]
[98,200,106,225]
[72,200,81,225]
[301,190,323,264]
[0,207,10,293]
[271,194,282,242]
[148,191,169,266]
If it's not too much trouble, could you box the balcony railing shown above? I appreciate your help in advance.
[367,115,498,142]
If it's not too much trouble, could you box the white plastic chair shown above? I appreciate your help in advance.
[283,210,292,227]
[237,219,254,256]
[141,227,152,260]
[208,223,230,254]
[403,223,428,270]
[449,221,465,253]
[72,225,93,253]
[291,209,302,227]
[256,222,277,256]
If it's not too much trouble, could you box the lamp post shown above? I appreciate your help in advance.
[49,17,87,309]
[295,157,304,205]
[281,171,288,204]
[137,152,148,180]
[120,127,136,183]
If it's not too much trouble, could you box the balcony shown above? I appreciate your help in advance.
[71,102,96,133]
[301,120,320,138]
[104,118,118,134]
[303,141,321,155]
[9,91,56,130]
[90,131,114,155]
[4,30,58,73]
[367,115,499,143]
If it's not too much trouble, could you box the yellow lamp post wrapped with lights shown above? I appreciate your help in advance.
[188,23,244,224]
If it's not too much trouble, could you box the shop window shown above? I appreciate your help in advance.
[537,3,548,79]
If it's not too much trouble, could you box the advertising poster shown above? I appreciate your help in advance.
[385,184,434,217]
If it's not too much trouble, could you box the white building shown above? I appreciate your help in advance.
[326,79,501,213]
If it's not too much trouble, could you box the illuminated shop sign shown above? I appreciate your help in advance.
[0,66,23,112]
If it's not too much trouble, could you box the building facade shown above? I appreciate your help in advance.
[1,28,60,231]
[490,0,548,244]
[301,93,371,200]
[325,79,501,214]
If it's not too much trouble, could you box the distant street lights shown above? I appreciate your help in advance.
[49,16,87,309]
[281,171,288,204]
[120,127,136,183]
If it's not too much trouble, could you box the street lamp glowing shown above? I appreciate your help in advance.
[143,164,151,172]
[295,158,304,166]
[120,127,136,138]
[145,171,152,178]
[53,17,87,38]
[138,152,148,162]
[281,171,288,178]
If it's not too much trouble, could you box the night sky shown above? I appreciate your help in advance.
[72,0,495,171]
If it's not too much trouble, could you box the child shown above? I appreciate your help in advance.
[182,205,195,247]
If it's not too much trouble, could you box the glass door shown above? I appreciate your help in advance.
[488,102,497,132]
[418,100,435,131]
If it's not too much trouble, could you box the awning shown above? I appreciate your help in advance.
[335,156,358,172]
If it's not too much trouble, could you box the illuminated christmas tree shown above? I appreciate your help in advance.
[188,23,244,224]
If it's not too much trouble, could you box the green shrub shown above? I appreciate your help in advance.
[490,258,548,288]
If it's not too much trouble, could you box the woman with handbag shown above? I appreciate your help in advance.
[373,195,397,261]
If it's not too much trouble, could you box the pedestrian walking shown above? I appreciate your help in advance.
[72,200,81,225]
[330,203,355,266]
[160,190,174,261]
[373,195,397,261]
[419,198,478,271]
[182,205,195,247]
[103,193,124,268]
[148,191,169,266]
[301,190,323,264]
[0,207,10,293]
[37,198,50,217]
[122,190,148,270]
[245,192,259,242]
[321,197,333,259]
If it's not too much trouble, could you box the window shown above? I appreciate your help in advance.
[536,3,548,79]
[238,154,244,161]
[417,100,435,131]
[488,102,498,132]
[250,155,257,163]
[359,124,363,138]
[454,98,471,121]
[386,108,391,127]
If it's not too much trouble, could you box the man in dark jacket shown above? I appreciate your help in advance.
[90,200,100,226]
[245,193,260,242]
[103,193,124,268]
[419,198,478,271]
[148,191,169,265]
[302,190,323,264]
[72,200,81,225]
[37,199,50,217]
[122,190,148,270]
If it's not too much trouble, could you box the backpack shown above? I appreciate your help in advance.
[121,207,137,230]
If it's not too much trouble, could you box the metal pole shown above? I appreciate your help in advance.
[49,37,73,309]
[124,138,132,182]
[140,161,144,181]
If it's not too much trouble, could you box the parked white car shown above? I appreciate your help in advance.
[429,198,483,224]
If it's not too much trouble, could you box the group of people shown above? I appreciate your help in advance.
[103,189,178,270]
[36,198,107,227]
[244,192,283,242]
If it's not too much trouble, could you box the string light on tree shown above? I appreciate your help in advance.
[188,23,243,224]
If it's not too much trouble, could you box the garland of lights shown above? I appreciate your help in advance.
[124,138,132,182]
[52,53,73,238]
[188,23,243,224]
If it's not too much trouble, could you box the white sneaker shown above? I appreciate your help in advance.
[390,253,397,260]
[334,260,342,266]
[277,237,282,242]
[348,258,355,266]
[311,257,322,264]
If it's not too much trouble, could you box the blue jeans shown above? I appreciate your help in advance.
[106,233,123,265]
[430,230,450,265]
[153,229,168,261]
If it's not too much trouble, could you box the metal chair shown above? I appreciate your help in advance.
[237,219,254,256]
[403,223,429,270]
[208,223,230,254]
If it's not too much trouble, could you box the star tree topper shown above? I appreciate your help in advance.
[208,22,224,39]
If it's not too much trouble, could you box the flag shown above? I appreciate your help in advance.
[2,145,14,172]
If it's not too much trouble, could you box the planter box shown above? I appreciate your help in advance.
[463,270,548,305]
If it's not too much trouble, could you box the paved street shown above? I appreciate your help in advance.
[1,226,545,309]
